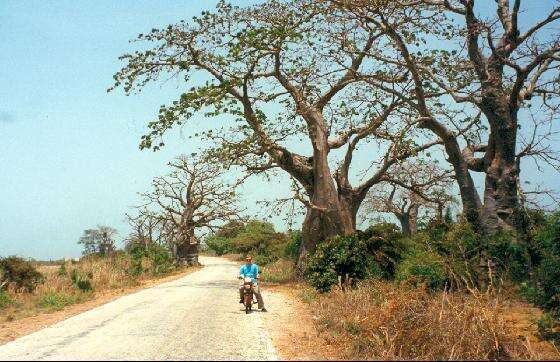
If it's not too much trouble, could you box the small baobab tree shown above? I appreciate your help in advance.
[125,208,165,250]
[139,155,241,265]
[78,226,118,257]
[363,160,455,236]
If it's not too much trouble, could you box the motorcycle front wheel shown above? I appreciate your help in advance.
[244,294,252,314]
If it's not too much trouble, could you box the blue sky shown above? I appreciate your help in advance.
[0,0,276,259]
[1,1,559,260]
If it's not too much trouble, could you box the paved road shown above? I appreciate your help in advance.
[0,257,278,360]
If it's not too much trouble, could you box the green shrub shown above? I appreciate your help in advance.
[395,248,448,290]
[76,279,93,292]
[425,221,478,259]
[307,263,339,293]
[412,221,481,289]
[231,220,286,255]
[306,225,408,293]
[412,213,558,297]
[128,243,145,276]
[205,236,232,256]
[521,259,560,314]
[485,231,528,282]
[0,256,44,292]
[0,291,13,309]
[252,252,279,266]
[516,211,560,315]
[441,221,527,288]
[530,211,560,313]
[70,269,93,292]
[307,233,378,293]
[537,312,560,345]
[283,231,302,262]
[127,243,174,276]
[39,292,79,311]
[214,220,245,239]
[205,220,289,264]
[359,223,407,278]
[58,263,67,276]
[422,210,454,242]
[146,244,174,275]
[204,220,245,256]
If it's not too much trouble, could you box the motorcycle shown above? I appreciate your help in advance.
[241,276,255,314]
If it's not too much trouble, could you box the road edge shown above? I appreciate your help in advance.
[0,265,203,346]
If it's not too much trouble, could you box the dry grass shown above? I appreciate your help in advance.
[262,259,296,284]
[1,268,90,321]
[76,256,138,289]
[223,253,244,262]
[0,255,186,323]
[309,280,560,360]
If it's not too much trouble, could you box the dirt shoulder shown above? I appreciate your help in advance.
[262,283,340,361]
[0,266,202,346]
[261,282,560,361]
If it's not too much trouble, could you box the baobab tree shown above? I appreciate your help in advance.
[332,0,560,242]
[78,226,118,257]
[363,160,455,236]
[110,0,440,264]
[139,155,241,265]
[125,208,165,250]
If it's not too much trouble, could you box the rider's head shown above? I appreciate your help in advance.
[245,255,252,265]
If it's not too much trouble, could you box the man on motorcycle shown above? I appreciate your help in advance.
[239,255,267,312]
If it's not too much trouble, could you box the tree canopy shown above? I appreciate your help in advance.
[111,0,442,263]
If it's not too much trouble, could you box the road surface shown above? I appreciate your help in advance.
[0,257,278,360]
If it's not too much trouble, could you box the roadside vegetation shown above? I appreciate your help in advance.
[302,210,560,359]
[205,211,560,360]
[203,220,299,284]
[0,228,193,322]
[307,281,555,360]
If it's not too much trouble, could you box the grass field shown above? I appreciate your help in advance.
[0,255,191,323]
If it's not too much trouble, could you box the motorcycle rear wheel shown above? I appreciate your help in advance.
[244,294,252,314]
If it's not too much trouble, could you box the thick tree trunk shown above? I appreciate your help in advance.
[176,242,199,266]
[420,120,485,232]
[176,229,199,266]
[297,117,356,268]
[297,184,356,268]
[452,156,485,231]
[478,92,529,239]
[396,206,418,237]
[428,130,492,287]
[481,163,519,235]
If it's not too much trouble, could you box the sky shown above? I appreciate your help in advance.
[1,1,559,260]
[0,0,276,259]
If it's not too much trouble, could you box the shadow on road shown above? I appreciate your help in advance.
[155,280,237,289]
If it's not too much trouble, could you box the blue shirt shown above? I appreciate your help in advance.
[239,263,259,284]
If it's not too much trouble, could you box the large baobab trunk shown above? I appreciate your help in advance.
[429,132,493,287]
[299,194,356,264]
[176,229,199,266]
[298,199,356,268]
[297,120,356,268]
[176,242,199,266]
[481,157,522,235]
[396,205,418,237]
[478,103,528,239]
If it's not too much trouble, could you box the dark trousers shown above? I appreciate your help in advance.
[239,284,265,309]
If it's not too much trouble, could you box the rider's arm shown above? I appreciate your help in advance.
[239,265,245,278]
